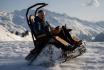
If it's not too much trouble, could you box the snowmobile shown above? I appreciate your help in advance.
[25,3,86,64]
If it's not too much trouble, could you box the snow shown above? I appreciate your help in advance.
[0,42,104,70]
[0,10,104,41]
[0,11,28,38]
[0,25,32,41]
[12,9,104,40]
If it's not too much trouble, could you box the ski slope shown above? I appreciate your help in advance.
[0,42,104,70]
[0,25,32,41]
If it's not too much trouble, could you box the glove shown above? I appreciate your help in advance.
[55,26,60,30]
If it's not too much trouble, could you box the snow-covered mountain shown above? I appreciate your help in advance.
[0,11,32,41]
[12,9,104,41]
[0,9,104,41]
[0,24,32,41]
[0,11,29,37]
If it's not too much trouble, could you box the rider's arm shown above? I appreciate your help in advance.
[46,21,55,31]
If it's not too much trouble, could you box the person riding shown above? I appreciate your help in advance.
[29,10,82,60]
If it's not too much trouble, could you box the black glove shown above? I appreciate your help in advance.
[55,26,60,30]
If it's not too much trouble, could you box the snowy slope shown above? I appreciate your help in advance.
[0,42,104,70]
[12,9,104,41]
[45,10,104,41]
[0,11,28,38]
[0,25,32,41]
[0,9,104,41]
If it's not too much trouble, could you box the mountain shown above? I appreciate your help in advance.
[12,9,104,41]
[0,11,29,37]
[0,11,32,41]
[94,32,104,42]
[0,25,32,41]
[0,9,104,41]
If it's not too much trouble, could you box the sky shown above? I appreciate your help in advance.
[0,0,104,21]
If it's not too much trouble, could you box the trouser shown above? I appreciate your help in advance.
[31,36,49,52]
[30,37,50,60]
[30,35,70,56]
[59,27,75,45]
[30,29,75,59]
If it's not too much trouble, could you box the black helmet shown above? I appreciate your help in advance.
[38,10,44,13]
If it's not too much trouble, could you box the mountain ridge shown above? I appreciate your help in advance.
[0,9,104,41]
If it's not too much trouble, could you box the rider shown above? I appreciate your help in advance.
[30,10,81,59]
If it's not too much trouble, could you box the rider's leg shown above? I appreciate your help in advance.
[30,37,49,61]
[62,26,82,46]
[51,38,73,52]
[62,26,75,43]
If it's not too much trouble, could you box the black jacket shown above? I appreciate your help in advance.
[32,16,51,36]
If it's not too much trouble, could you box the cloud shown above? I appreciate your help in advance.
[83,0,101,7]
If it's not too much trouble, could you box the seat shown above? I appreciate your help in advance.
[29,15,35,24]
[28,15,38,39]
[28,15,48,46]
[28,15,40,48]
